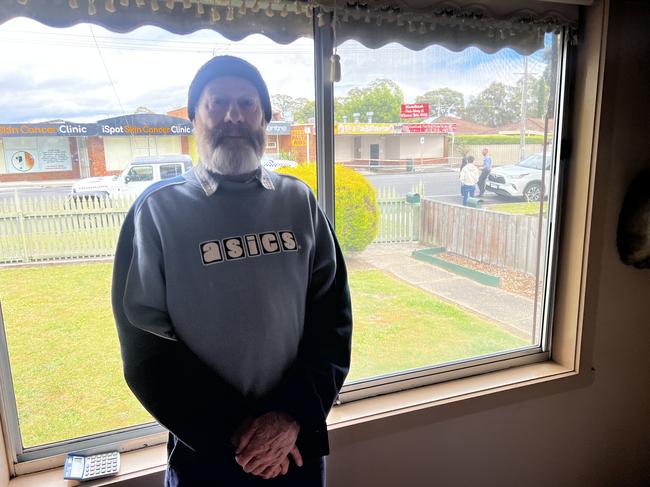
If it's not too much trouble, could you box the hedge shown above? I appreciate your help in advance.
[277,164,379,253]
[453,134,547,145]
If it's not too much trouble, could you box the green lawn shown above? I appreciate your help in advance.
[347,270,526,380]
[486,201,548,216]
[0,263,525,447]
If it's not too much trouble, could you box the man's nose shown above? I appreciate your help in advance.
[223,101,244,123]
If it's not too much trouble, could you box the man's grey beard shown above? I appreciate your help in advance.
[196,123,265,175]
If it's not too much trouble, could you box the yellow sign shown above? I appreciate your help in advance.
[291,128,307,147]
[334,123,397,135]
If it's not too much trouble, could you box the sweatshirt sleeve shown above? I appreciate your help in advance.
[264,195,353,459]
[112,202,252,455]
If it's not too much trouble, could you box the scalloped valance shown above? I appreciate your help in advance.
[0,0,582,53]
[318,1,581,53]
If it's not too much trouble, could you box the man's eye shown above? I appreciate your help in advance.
[208,98,228,109]
[239,99,256,110]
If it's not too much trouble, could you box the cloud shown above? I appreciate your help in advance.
[0,18,553,123]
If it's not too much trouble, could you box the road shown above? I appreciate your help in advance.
[0,186,71,201]
[364,170,506,205]
[0,169,509,205]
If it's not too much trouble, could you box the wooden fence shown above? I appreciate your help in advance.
[0,192,135,264]
[420,199,547,275]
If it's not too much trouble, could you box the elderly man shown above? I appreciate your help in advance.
[112,55,352,486]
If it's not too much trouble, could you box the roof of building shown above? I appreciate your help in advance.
[425,116,497,135]
[497,117,556,134]
[166,107,189,120]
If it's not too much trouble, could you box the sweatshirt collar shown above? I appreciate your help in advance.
[194,163,275,196]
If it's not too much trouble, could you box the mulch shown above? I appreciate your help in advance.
[435,252,541,299]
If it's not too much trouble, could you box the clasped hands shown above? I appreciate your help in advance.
[231,411,303,480]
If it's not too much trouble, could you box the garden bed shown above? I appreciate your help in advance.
[435,252,541,299]
[411,247,540,299]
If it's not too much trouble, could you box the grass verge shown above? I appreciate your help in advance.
[486,201,548,216]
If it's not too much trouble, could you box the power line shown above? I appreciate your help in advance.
[89,25,127,117]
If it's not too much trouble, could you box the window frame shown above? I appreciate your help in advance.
[0,13,575,475]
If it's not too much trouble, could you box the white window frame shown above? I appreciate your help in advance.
[0,12,572,475]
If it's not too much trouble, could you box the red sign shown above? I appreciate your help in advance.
[401,123,457,134]
[400,103,429,119]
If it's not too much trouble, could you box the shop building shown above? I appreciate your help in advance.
[0,113,193,183]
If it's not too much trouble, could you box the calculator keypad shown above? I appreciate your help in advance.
[82,452,120,480]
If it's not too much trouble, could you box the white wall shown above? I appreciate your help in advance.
[104,136,182,171]
[334,136,354,162]
[398,134,444,159]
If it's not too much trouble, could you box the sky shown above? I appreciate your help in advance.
[0,17,550,123]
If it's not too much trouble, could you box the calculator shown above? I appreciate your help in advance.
[63,451,120,481]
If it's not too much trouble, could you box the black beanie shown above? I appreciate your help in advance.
[187,55,272,123]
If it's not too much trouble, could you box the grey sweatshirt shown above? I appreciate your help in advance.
[112,166,352,459]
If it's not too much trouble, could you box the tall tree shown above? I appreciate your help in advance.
[415,88,465,118]
[292,99,315,123]
[270,94,295,117]
[514,74,547,119]
[336,79,404,123]
[465,82,519,127]
[270,94,314,122]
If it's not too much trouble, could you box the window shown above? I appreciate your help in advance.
[0,0,577,474]
[332,34,564,392]
[0,15,314,463]
[127,165,154,181]
[160,163,184,180]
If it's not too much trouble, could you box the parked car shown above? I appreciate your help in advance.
[71,155,193,200]
[261,155,298,171]
[485,152,551,202]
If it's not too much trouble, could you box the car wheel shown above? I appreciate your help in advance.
[523,182,543,202]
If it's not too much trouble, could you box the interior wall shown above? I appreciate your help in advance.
[326,1,650,485]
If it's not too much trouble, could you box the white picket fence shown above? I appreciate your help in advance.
[0,192,135,264]
[375,182,423,243]
[0,185,423,263]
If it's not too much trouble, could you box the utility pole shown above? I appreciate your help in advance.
[519,56,528,161]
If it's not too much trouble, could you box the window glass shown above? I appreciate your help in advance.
[160,163,183,180]
[127,165,154,181]
[334,36,561,383]
[0,17,314,450]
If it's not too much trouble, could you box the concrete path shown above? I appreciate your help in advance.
[353,243,538,340]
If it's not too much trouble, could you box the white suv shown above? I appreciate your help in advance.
[71,155,193,199]
[485,153,551,202]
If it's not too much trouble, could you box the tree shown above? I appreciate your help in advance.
[336,79,404,123]
[415,88,465,118]
[514,74,547,119]
[270,95,314,122]
[292,99,315,123]
[270,94,295,116]
[465,82,519,127]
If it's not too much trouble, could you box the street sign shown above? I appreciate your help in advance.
[400,103,429,119]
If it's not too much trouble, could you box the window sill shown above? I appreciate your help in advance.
[7,360,575,487]
[9,444,166,487]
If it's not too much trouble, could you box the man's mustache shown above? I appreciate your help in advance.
[211,124,260,147]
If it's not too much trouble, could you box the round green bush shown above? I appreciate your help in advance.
[277,164,379,253]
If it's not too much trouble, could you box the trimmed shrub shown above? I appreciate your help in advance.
[277,164,379,253]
